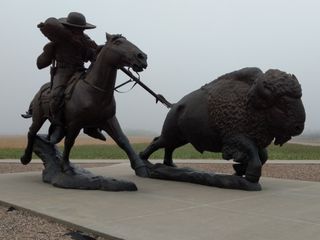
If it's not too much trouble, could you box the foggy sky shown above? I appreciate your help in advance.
[0,0,319,135]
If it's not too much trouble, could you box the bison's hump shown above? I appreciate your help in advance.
[202,67,263,90]
[204,73,271,147]
[207,80,250,132]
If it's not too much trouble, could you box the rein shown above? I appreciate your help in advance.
[82,68,138,94]
[81,67,172,108]
[82,79,109,93]
[114,68,139,93]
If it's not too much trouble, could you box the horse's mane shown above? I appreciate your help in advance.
[86,34,127,76]
[106,34,127,43]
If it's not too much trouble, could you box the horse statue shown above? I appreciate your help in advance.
[20,33,149,178]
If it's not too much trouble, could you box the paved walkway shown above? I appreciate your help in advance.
[0,163,320,240]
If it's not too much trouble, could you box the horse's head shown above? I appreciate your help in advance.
[102,33,148,72]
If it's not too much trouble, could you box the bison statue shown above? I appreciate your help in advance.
[140,67,305,183]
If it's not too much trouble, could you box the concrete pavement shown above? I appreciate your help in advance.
[0,162,320,240]
[1,159,320,164]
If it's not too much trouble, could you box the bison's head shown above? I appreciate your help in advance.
[247,69,306,145]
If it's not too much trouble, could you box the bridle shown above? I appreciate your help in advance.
[114,67,139,93]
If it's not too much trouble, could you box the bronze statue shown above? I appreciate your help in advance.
[36,12,107,143]
[20,28,149,180]
[140,67,306,190]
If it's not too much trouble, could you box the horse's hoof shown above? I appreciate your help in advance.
[163,162,177,168]
[61,165,76,176]
[138,152,146,160]
[135,165,149,178]
[20,154,32,165]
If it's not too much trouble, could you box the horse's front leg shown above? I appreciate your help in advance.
[103,116,149,177]
[61,127,80,175]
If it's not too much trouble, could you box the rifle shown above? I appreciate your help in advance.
[50,60,57,89]
[118,67,172,108]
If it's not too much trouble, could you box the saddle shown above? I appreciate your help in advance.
[64,71,85,100]
[38,71,85,104]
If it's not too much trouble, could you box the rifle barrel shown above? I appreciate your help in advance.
[120,67,172,108]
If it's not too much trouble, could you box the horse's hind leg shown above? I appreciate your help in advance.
[20,117,46,165]
[103,116,149,177]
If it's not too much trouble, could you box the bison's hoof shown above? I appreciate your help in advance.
[20,154,32,165]
[245,174,260,183]
[233,164,246,176]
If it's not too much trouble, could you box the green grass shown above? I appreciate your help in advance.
[68,143,223,159]
[267,143,320,160]
[1,143,320,160]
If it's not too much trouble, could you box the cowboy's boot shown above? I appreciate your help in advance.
[83,128,106,141]
[49,109,65,144]
[49,125,65,144]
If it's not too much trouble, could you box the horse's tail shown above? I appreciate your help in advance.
[21,109,32,118]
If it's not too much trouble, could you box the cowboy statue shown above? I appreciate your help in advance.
[25,12,106,143]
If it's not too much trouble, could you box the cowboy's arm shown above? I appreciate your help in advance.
[36,42,55,69]
[38,17,73,43]
[83,34,102,62]
[84,34,98,48]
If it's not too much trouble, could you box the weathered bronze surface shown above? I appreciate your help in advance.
[141,67,306,190]
[21,13,149,190]
[20,13,306,192]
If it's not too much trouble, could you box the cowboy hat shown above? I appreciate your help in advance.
[59,12,96,29]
